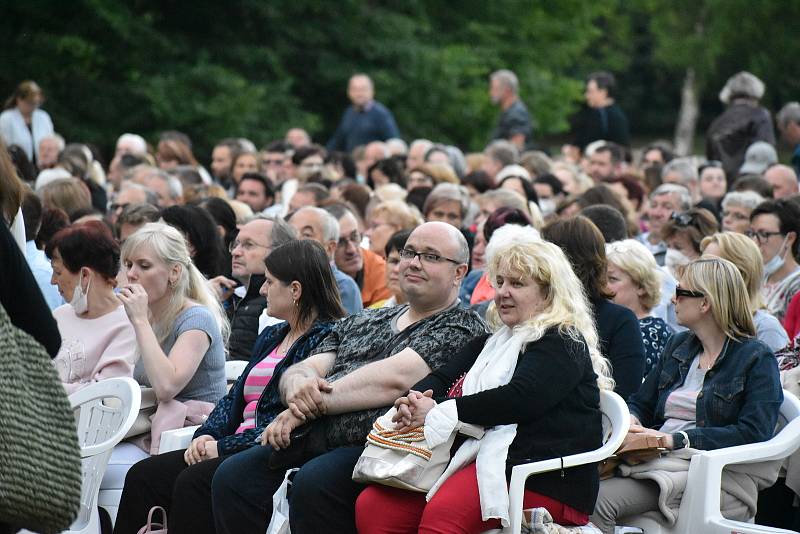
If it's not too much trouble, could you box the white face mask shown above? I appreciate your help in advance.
[69,271,91,315]
[665,248,691,277]
[538,198,556,218]
[764,236,789,278]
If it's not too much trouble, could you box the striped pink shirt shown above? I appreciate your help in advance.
[236,347,285,434]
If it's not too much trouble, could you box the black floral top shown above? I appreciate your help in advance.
[639,316,673,379]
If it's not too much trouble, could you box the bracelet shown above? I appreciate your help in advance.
[677,430,690,450]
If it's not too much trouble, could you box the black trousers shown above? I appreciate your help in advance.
[112,449,225,534]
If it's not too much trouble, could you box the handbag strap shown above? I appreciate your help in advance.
[145,506,167,530]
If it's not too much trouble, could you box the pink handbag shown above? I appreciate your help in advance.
[137,506,168,534]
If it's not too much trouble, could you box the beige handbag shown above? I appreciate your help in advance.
[352,407,484,492]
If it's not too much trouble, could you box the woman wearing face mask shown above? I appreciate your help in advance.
[46,221,137,393]
[747,199,800,325]
[660,208,719,277]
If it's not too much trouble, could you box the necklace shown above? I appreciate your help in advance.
[277,329,304,355]
[698,338,729,370]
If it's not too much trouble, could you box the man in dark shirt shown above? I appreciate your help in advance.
[570,71,631,153]
[326,74,400,153]
[489,69,532,150]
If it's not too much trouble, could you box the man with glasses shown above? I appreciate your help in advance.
[287,206,362,315]
[210,221,487,534]
[330,205,392,307]
[209,215,296,360]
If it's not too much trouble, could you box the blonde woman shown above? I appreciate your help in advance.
[590,258,782,532]
[364,200,423,258]
[356,224,613,533]
[118,222,229,406]
[701,232,789,351]
[607,239,673,377]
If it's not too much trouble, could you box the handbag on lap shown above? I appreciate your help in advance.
[352,406,484,492]
[0,303,82,534]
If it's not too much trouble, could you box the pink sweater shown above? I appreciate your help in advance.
[53,304,138,394]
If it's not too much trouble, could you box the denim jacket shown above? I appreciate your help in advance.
[194,319,336,456]
[628,331,782,451]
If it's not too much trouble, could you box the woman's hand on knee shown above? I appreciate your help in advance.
[184,435,214,465]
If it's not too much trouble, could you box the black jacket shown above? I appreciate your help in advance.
[706,99,775,182]
[227,274,267,361]
[592,298,646,400]
[413,328,603,515]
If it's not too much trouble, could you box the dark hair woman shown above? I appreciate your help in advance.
[161,204,228,279]
[0,80,54,165]
[45,221,137,393]
[113,239,346,533]
[542,216,646,399]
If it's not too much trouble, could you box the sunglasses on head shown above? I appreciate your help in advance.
[670,211,697,227]
[675,286,704,299]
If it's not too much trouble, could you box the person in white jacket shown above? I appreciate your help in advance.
[0,80,54,165]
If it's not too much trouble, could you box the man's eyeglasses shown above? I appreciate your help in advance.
[675,286,705,299]
[337,231,361,247]
[745,229,783,243]
[229,240,270,253]
[399,248,461,265]
[110,202,130,212]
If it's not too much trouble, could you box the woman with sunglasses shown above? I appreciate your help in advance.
[590,257,782,532]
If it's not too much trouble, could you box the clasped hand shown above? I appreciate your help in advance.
[628,423,674,450]
[391,389,435,432]
[285,376,332,421]
[261,409,305,449]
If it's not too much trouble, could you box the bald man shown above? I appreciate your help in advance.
[326,74,401,153]
[764,164,799,199]
[211,222,487,534]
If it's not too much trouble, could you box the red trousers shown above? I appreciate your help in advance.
[355,463,588,534]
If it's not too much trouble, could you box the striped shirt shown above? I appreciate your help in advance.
[235,347,284,434]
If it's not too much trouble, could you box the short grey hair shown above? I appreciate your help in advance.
[651,183,692,211]
[423,183,471,218]
[116,133,148,155]
[479,188,529,215]
[777,102,800,129]
[296,206,339,243]
[119,181,159,206]
[246,214,297,248]
[719,71,765,105]
[484,139,519,166]
[490,69,519,94]
[41,133,65,151]
[409,139,433,155]
[721,190,765,211]
[165,174,183,200]
[662,157,698,185]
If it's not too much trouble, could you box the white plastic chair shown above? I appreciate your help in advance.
[64,377,141,534]
[159,360,250,453]
[493,389,630,534]
[617,390,800,534]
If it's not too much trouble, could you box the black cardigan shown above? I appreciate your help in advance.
[412,328,603,515]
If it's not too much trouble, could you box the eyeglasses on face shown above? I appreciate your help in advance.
[337,231,361,247]
[745,229,783,243]
[675,286,705,299]
[399,248,460,265]
[229,240,270,253]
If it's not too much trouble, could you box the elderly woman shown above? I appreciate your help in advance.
[748,199,800,325]
[701,232,789,351]
[355,225,613,533]
[0,80,53,165]
[422,182,471,229]
[660,207,719,276]
[114,239,345,533]
[543,216,646,400]
[590,257,783,532]
[364,200,422,258]
[606,239,673,378]
[46,221,137,393]
[721,190,765,234]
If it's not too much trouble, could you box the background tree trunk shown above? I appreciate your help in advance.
[673,67,699,156]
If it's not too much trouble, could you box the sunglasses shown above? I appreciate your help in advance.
[675,286,704,299]
[669,211,697,227]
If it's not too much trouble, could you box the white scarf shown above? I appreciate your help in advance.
[425,325,526,527]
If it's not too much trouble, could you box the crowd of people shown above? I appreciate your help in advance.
[2,67,800,534]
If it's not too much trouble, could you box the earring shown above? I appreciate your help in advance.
[293,299,298,307]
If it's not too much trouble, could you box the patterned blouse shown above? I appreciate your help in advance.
[639,316,673,379]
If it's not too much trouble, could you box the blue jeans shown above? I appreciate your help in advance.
[211,445,365,534]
